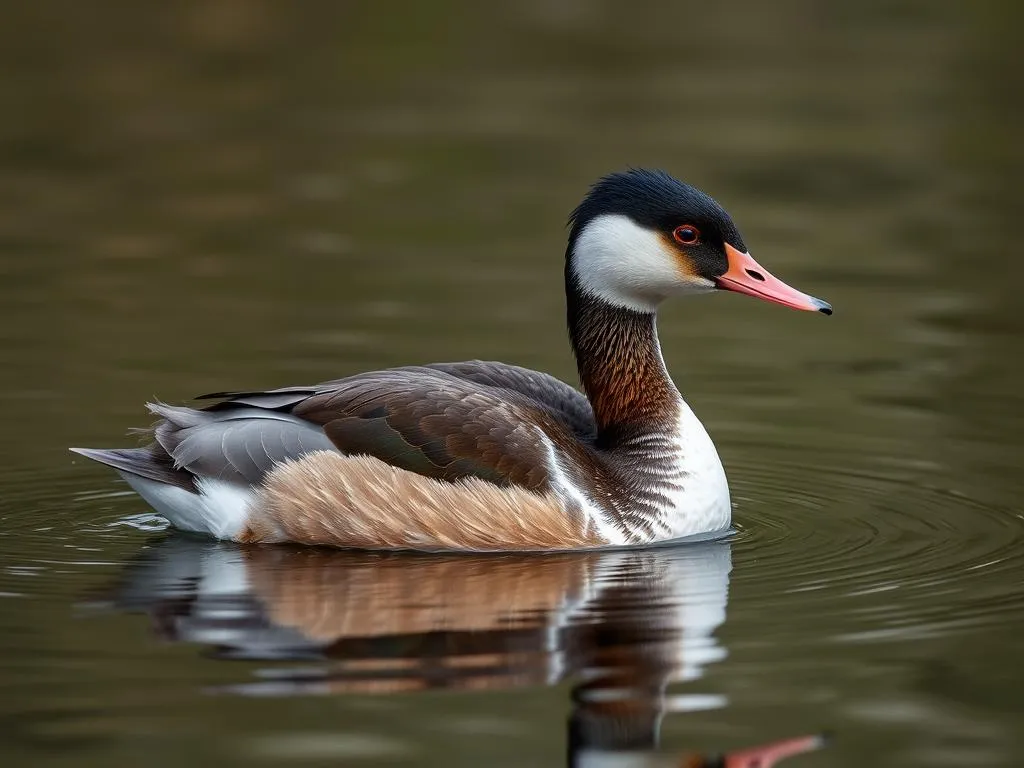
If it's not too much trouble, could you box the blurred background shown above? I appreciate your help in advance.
[1,1,1022,767]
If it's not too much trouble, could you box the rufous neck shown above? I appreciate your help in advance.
[566,273,680,442]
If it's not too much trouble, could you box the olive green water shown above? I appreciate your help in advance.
[2,2,1022,766]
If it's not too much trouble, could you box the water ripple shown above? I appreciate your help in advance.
[727,443,1024,638]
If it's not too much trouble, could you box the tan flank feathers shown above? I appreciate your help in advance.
[242,451,604,551]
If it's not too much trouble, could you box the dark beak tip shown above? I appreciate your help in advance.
[813,299,833,316]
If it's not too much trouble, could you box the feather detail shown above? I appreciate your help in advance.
[245,451,604,551]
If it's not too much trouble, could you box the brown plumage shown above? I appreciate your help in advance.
[243,451,604,551]
[566,284,681,437]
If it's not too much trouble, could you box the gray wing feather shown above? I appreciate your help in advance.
[82,361,593,491]
[199,390,314,410]
[226,393,312,410]
[149,403,338,486]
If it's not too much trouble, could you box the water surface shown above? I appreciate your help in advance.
[2,2,1022,766]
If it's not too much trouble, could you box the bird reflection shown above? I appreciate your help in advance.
[101,537,824,766]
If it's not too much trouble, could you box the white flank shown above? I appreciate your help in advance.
[539,400,729,544]
[539,429,627,546]
[571,213,714,312]
[119,472,253,541]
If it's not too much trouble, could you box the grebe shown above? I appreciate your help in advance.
[72,169,830,551]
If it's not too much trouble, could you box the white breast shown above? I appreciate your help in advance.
[542,400,731,546]
[659,399,731,540]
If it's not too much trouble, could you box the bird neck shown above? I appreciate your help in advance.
[566,267,681,443]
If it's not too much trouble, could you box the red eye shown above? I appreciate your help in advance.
[673,225,700,245]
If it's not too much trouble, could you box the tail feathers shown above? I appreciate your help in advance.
[70,447,196,493]
[70,446,252,540]
[147,401,206,429]
[146,401,201,457]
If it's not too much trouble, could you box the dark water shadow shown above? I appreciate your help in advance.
[94,536,826,766]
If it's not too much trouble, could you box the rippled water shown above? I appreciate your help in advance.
[2,2,1023,766]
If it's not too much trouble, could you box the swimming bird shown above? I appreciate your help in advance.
[72,169,830,551]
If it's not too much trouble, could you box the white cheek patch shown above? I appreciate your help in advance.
[571,213,714,312]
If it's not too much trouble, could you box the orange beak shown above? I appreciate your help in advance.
[717,244,832,315]
[722,733,829,767]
